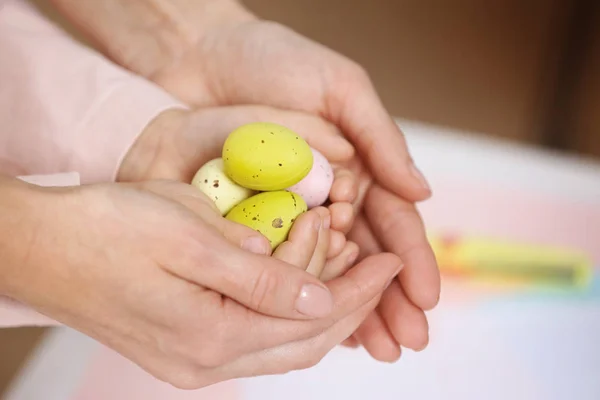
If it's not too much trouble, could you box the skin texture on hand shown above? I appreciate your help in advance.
[0,176,401,389]
[48,0,441,361]
[119,105,437,362]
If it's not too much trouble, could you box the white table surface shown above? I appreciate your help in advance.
[5,120,600,400]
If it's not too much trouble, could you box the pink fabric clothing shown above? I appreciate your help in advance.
[0,0,185,328]
[0,0,184,183]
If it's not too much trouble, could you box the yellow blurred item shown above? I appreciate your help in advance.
[429,234,593,289]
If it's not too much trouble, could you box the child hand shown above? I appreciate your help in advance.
[120,106,360,267]
[273,207,358,282]
[271,165,360,283]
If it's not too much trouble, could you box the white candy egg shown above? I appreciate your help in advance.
[191,158,256,215]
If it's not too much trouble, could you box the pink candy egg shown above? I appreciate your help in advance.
[287,148,333,208]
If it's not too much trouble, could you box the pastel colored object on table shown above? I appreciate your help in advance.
[429,234,594,289]
[287,147,334,208]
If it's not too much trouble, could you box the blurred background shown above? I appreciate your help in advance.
[243,0,600,158]
[1,0,599,397]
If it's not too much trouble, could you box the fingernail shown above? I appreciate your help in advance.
[295,284,334,318]
[242,236,269,255]
[409,163,431,192]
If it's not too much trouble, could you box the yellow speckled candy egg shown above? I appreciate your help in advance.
[191,158,256,215]
[226,191,307,249]
[222,122,313,191]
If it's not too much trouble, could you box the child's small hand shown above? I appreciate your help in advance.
[270,204,358,282]
[273,207,331,277]
[327,167,358,234]
[272,167,360,282]
[316,166,360,281]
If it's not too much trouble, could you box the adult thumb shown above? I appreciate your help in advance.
[138,180,334,319]
[199,242,335,320]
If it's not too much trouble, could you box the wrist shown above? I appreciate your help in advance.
[0,177,55,298]
[117,108,192,182]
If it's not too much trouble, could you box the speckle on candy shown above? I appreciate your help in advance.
[272,218,284,228]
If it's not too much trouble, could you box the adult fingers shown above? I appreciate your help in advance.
[137,180,272,255]
[345,215,401,361]
[364,184,440,310]
[379,280,429,351]
[213,252,403,357]
[353,310,401,363]
[348,213,383,262]
[204,294,383,386]
[324,65,431,202]
[169,232,335,320]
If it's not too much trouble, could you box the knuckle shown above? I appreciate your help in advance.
[249,267,280,313]
[177,325,229,369]
[190,324,235,368]
[193,344,226,368]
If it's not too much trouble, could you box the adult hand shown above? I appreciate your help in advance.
[49,0,440,360]
[119,85,438,362]
[1,177,401,388]
[149,16,441,357]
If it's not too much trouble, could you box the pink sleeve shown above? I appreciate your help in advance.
[0,0,187,183]
[0,0,186,327]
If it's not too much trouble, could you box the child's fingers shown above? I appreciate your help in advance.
[329,202,355,234]
[327,230,347,259]
[272,209,322,269]
[320,241,360,282]
[305,207,331,277]
[330,168,358,203]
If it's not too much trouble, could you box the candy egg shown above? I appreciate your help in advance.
[226,191,308,249]
[287,148,334,208]
[191,158,256,215]
[222,122,313,191]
